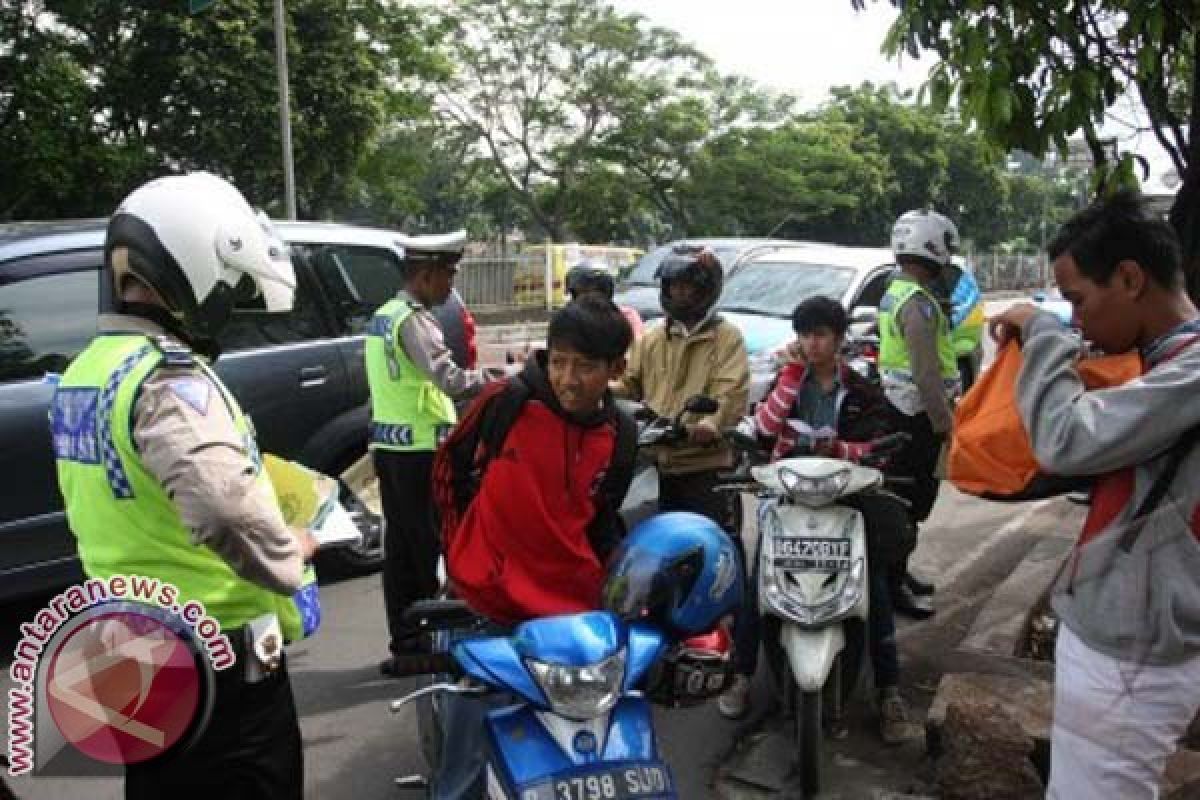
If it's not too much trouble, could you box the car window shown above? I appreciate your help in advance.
[310,245,403,334]
[217,258,329,352]
[625,245,673,286]
[0,270,98,382]
[717,262,856,318]
[853,270,893,310]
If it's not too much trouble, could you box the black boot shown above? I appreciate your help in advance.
[904,572,935,596]
[892,584,935,620]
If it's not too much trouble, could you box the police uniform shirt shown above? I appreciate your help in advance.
[99,314,306,595]
[894,293,955,436]
[394,297,508,397]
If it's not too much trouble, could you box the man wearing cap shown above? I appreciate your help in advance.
[366,232,507,676]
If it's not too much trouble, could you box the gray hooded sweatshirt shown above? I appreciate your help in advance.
[1017,311,1200,666]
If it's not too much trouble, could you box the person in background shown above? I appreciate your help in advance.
[935,259,985,391]
[991,190,1200,800]
[612,244,754,716]
[750,295,920,741]
[365,233,509,677]
[565,261,644,339]
[877,209,963,619]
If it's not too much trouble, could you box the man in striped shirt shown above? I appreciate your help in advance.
[752,295,921,744]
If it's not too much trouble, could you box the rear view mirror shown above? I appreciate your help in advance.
[850,306,878,325]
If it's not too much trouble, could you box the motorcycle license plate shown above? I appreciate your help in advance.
[774,537,852,571]
[519,763,674,800]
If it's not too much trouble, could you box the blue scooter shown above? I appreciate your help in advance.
[390,511,742,800]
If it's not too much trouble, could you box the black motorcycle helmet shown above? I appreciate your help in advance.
[658,246,722,326]
[564,263,615,301]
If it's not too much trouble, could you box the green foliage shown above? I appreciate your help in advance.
[856,0,1200,297]
[0,0,442,220]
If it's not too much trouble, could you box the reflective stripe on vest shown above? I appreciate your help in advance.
[52,334,317,642]
[364,294,457,452]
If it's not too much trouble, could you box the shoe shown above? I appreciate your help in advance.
[379,639,429,677]
[904,572,935,596]
[717,674,752,719]
[892,585,936,619]
[878,688,922,745]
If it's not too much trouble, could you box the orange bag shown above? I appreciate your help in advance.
[948,342,1142,500]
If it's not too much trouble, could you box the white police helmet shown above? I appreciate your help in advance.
[105,172,296,339]
[891,209,960,268]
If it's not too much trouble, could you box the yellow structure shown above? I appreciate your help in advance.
[513,243,643,307]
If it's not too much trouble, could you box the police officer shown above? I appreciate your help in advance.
[366,233,507,676]
[935,260,986,391]
[878,209,962,619]
[51,173,318,798]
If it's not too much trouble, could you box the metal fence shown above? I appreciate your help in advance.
[970,251,1050,292]
[456,256,527,310]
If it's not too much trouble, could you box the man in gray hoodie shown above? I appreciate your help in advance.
[991,190,1200,799]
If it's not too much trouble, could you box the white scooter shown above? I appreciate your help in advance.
[722,423,908,798]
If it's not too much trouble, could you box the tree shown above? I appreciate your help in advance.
[684,117,892,242]
[1,1,441,219]
[432,0,713,240]
[853,0,1200,298]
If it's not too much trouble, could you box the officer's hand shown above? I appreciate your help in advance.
[293,528,319,562]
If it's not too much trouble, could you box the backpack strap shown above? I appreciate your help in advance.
[599,406,637,511]
[476,375,531,467]
[1117,423,1200,553]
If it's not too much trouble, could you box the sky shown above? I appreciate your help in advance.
[606,0,937,109]
[606,2,1182,190]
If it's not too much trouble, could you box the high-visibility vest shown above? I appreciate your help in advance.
[364,293,456,452]
[53,333,319,641]
[878,278,960,414]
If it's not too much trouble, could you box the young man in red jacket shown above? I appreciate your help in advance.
[430,297,635,799]
[446,295,635,622]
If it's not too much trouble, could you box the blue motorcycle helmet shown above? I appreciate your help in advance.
[603,512,743,638]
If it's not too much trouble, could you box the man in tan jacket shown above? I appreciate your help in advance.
[613,245,753,711]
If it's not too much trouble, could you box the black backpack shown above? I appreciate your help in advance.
[432,375,637,551]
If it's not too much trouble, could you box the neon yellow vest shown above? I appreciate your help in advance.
[52,334,318,642]
[951,303,985,357]
[878,278,959,379]
[364,293,457,452]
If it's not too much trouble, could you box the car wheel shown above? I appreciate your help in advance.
[319,456,385,576]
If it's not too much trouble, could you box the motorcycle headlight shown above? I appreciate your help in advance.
[779,466,851,506]
[526,648,627,721]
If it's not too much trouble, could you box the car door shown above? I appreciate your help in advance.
[214,249,351,461]
[0,252,101,588]
[304,243,407,406]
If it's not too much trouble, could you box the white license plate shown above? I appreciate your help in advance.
[773,537,852,571]
[521,764,673,800]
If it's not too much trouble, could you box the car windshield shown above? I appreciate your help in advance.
[624,243,743,286]
[717,261,856,318]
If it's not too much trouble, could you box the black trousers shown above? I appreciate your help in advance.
[376,448,440,652]
[841,492,915,689]
[125,644,302,799]
[886,408,943,525]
